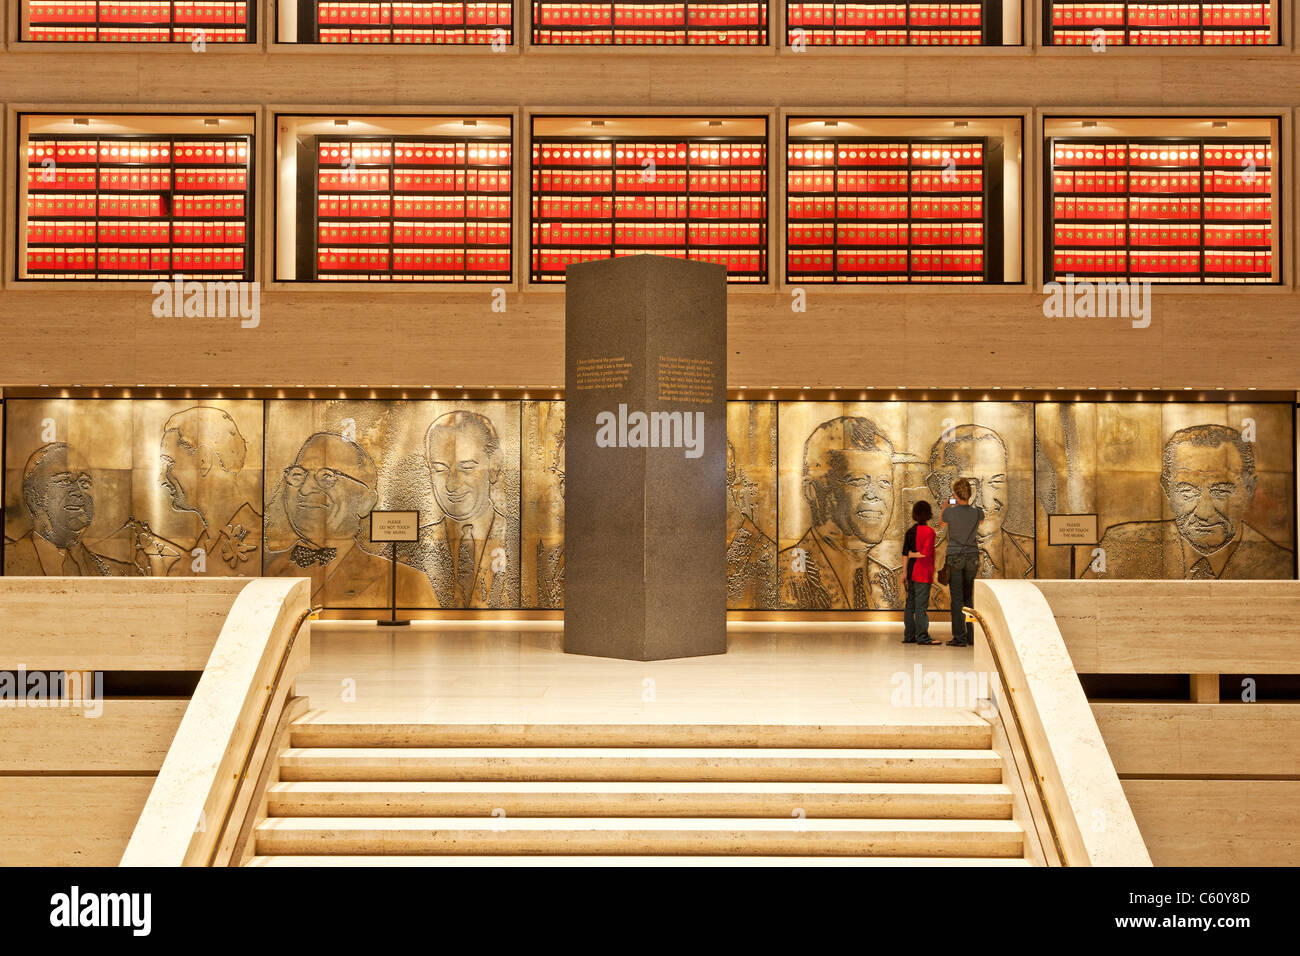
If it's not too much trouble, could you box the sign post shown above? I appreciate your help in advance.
[1048,513,1100,579]
[368,510,420,627]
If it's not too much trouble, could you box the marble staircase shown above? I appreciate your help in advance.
[247,716,1028,865]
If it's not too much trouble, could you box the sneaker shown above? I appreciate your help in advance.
[945,639,968,647]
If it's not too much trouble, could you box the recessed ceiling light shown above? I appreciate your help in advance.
[73,118,89,126]
[334,119,350,127]
[204,118,220,127]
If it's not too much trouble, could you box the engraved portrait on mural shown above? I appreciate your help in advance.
[5,442,134,576]
[1035,404,1295,580]
[3,400,264,578]
[776,402,1034,611]
[152,406,263,576]
[399,407,522,609]
[522,401,565,609]
[919,407,1036,610]
[726,402,778,609]
[264,400,520,609]
[264,429,437,608]
[778,414,905,610]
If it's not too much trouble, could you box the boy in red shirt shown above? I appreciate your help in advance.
[903,500,939,645]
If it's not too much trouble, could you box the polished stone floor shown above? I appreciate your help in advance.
[297,621,980,725]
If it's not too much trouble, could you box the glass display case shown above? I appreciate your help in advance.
[278,0,511,42]
[785,1,1017,45]
[275,114,514,283]
[17,113,256,282]
[530,1,766,44]
[785,116,1023,284]
[1043,0,1276,45]
[22,0,253,42]
[1045,117,1281,284]
[530,115,769,284]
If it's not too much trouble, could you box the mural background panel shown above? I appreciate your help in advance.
[726,401,778,609]
[263,400,521,609]
[4,397,1292,603]
[4,399,263,578]
[1035,403,1295,580]
[909,402,1035,610]
[522,400,565,609]
[775,402,1035,610]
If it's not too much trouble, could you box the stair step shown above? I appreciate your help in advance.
[289,719,992,750]
[278,748,1003,783]
[254,817,1024,858]
[267,781,1013,819]
[248,855,1031,867]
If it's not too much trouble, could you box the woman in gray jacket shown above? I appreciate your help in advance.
[938,477,984,647]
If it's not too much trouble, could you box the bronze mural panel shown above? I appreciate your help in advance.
[1034,402,1100,578]
[402,401,521,609]
[5,398,1293,604]
[264,400,521,609]
[776,402,1034,610]
[726,401,778,609]
[522,400,565,609]
[4,399,263,577]
[1036,403,1295,580]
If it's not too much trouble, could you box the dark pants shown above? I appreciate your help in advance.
[947,553,980,643]
[903,579,931,642]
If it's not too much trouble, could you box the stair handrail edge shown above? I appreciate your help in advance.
[971,579,1152,867]
[119,576,313,867]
